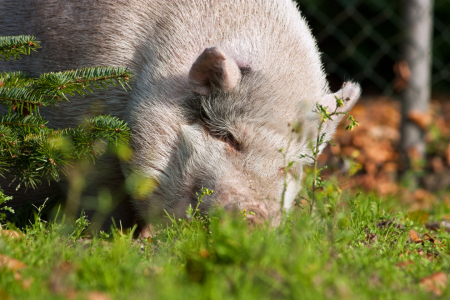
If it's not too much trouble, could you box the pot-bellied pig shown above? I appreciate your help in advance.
[0,0,360,230]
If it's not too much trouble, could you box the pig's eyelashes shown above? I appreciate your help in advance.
[224,132,241,152]
[204,125,241,152]
[199,105,241,151]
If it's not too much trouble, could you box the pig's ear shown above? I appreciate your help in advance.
[189,47,241,95]
[319,82,361,140]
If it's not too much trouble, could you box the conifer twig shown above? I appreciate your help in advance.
[0,36,40,61]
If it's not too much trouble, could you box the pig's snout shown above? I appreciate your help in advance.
[241,205,267,225]
[223,202,268,225]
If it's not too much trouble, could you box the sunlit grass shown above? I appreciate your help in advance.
[1,186,449,300]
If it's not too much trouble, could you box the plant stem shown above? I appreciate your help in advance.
[310,120,323,216]
[280,141,289,213]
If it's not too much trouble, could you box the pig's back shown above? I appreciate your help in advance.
[0,0,328,122]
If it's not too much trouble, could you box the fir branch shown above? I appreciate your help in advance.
[0,87,44,112]
[0,36,40,61]
[35,66,132,103]
[0,114,48,133]
[0,113,130,189]
[0,67,132,114]
[0,71,33,88]
[0,36,133,190]
[67,115,131,158]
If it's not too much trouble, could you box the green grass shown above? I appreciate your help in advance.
[1,186,450,300]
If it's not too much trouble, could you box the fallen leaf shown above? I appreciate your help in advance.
[431,156,445,173]
[86,291,111,300]
[420,272,448,296]
[20,278,33,290]
[0,254,26,271]
[393,60,411,92]
[417,249,438,262]
[422,233,436,244]
[396,259,414,269]
[408,229,422,243]
[0,230,24,240]
[365,232,377,244]
[447,143,450,166]
[49,262,77,297]
[13,272,22,281]
[408,110,432,130]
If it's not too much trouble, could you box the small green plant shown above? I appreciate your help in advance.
[299,85,359,216]
[70,211,90,240]
[186,187,214,221]
[160,188,215,253]
[279,139,295,212]
[0,188,14,223]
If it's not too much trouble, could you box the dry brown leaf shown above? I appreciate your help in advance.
[420,272,448,296]
[446,143,450,166]
[413,190,437,205]
[0,230,24,240]
[322,98,450,196]
[0,254,27,271]
[365,233,377,245]
[49,262,77,297]
[431,156,445,173]
[364,162,377,175]
[393,60,411,92]
[13,272,22,281]
[382,162,398,173]
[13,272,33,290]
[407,110,432,130]
[417,249,438,262]
[396,259,414,269]
[20,278,33,290]
[364,144,396,164]
[86,291,111,300]
[422,233,437,244]
[408,229,423,244]
[330,143,341,155]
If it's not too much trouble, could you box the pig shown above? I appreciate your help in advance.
[0,0,360,230]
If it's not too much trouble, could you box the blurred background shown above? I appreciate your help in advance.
[296,0,450,203]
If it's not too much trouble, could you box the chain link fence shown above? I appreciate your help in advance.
[297,0,450,96]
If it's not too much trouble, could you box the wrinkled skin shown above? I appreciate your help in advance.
[0,0,360,230]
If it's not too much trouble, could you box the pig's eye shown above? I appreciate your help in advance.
[205,127,241,152]
[224,131,241,152]
[199,106,241,151]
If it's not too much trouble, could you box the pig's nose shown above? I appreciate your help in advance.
[223,202,268,225]
[241,205,267,226]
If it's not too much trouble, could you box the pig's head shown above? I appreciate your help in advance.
[127,45,360,226]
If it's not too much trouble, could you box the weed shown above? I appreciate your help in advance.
[298,84,359,216]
